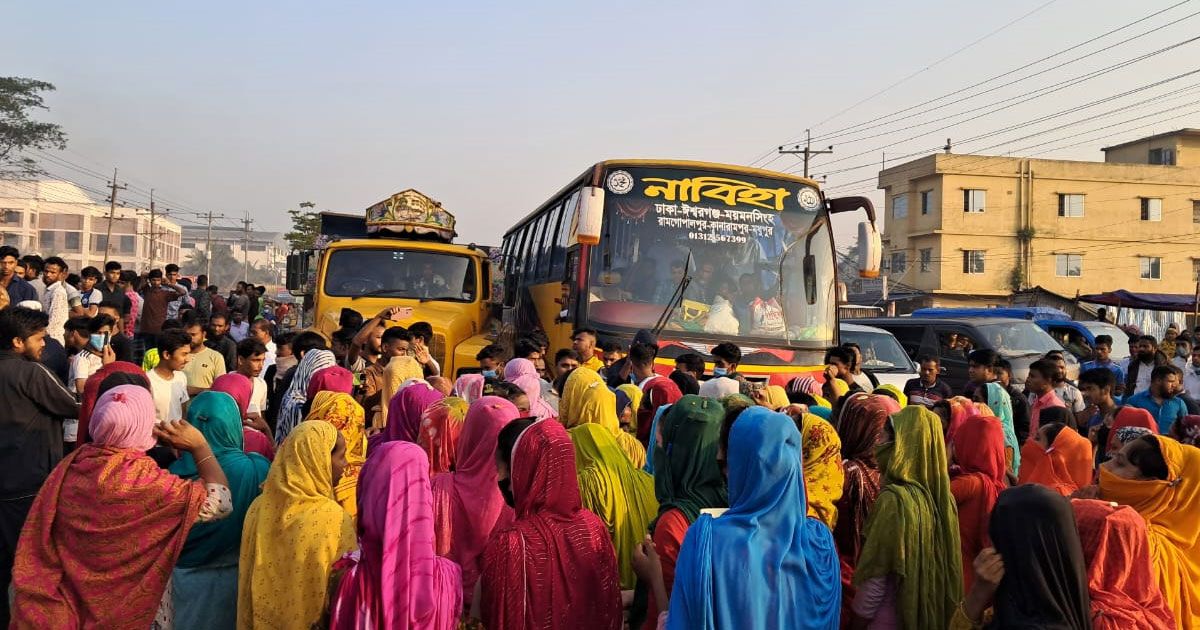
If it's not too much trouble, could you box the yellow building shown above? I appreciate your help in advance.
[876,129,1200,308]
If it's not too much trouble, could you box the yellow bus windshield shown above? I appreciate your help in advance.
[323,248,478,302]
[586,164,835,348]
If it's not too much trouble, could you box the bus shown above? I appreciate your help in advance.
[499,159,881,385]
[286,189,497,377]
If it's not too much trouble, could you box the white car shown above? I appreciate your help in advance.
[840,322,918,390]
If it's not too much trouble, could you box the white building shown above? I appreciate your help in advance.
[179,225,288,282]
[0,179,181,272]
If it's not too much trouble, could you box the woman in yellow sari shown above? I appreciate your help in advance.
[560,368,646,469]
[238,421,355,629]
[305,391,367,519]
[616,383,643,435]
[569,423,658,589]
[380,356,425,427]
[798,413,845,530]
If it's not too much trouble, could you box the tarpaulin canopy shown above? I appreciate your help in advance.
[1077,289,1200,312]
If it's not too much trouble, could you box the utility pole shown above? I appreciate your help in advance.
[241,212,254,283]
[193,210,227,280]
[778,129,834,178]
[102,168,127,266]
[146,189,158,270]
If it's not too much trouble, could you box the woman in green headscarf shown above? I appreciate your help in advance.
[569,422,659,590]
[852,405,963,629]
[169,391,271,630]
[642,395,728,628]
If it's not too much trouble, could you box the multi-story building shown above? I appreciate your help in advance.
[179,225,288,283]
[876,129,1200,310]
[0,179,181,272]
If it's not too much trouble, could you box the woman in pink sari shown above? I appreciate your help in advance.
[381,381,444,444]
[503,358,558,421]
[212,372,275,461]
[329,441,462,629]
[454,374,485,404]
[431,397,519,607]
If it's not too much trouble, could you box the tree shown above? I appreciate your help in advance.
[284,207,321,251]
[184,244,282,291]
[0,77,67,178]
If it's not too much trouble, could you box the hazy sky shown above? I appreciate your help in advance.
[5,1,1197,244]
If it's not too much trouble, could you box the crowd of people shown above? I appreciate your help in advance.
[1,243,1199,628]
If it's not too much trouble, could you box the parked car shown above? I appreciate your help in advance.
[839,322,918,390]
[854,316,1076,392]
[909,306,1132,363]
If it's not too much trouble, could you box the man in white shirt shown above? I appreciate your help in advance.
[236,338,271,434]
[40,257,83,346]
[147,329,192,422]
[249,319,276,371]
[78,266,104,317]
[229,310,250,342]
[1183,345,1200,397]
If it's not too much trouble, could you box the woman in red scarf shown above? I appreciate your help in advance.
[481,419,622,629]
[1018,423,1094,495]
[1104,407,1158,460]
[76,360,144,443]
[1070,498,1174,630]
[11,385,233,627]
[431,397,518,609]
[949,414,1008,591]
[212,372,275,461]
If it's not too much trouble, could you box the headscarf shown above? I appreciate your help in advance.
[1071,499,1175,630]
[800,414,844,530]
[570,422,659,589]
[431,397,518,602]
[1018,426,1093,496]
[1114,426,1154,448]
[654,395,727,525]
[1174,414,1200,445]
[170,391,270,567]
[276,348,336,444]
[667,407,841,630]
[560,367,646,469]
[949,414,1008,591]
[788,375,822,397]
[945,396,974,445]
[418,397,469,474]
[211,372,253,416]
[854,406,962,630]
[617,383,643,427]
[77,360,144,443]
[758,385,789,410]
[504,358,557,421]
[1100,435,1200,625]
[698,376,739,400]
[308,364,354,400]
[382,380,444,444]
[1107,407,1158,455]
[833,394,889,570]
[89,384,158,451]
[988,485,1091,630]
[872,383,907,407]
[480,420,623,630]
[453,373,485,404]
[306,391,367,518]
[11,386,206,628]
[328,442,462,630]
[381,356,426,424]
[825,376,850,402]
[984,382,1021,473]
[238,421,356,629]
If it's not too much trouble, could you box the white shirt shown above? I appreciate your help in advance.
[263,341,277,371]
[1133,361,1154,395]
[1183,361,1200,397]
[1172,356,1190,372]
[65,351,102,442]
[148,368,190,423]
[230,321,250,342]
[80,287,103,309]
[248,376,268,414]
[41,281,71,345]
[1054,382,1086,413]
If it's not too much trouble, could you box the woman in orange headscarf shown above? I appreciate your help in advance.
[1099,434,1200,627]
[1018,422,1093,495]
[949,415,1008,591]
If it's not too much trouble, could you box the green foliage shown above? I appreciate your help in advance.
[284,208,321,251]
[1008,264,1024,293]
[0,77,67,177]
[184,244,278,289]
[1016,226,1036,242]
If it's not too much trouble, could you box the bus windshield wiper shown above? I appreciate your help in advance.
[352,289,410,300]
[653,252,693,337]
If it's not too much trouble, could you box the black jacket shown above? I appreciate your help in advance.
[0,351,80,500]
[1124,351,1170,395]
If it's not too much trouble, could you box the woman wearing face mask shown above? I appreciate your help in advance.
[481,419,622,630]
[430,397,518,611]
[1097,434,1200,626]
[1018,422,1094,496]
[237,421,355,628]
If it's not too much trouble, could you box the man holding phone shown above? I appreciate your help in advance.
[65,314,116,446]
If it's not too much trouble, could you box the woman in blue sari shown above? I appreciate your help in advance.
[667,406,841,629]
[169,391,271,629]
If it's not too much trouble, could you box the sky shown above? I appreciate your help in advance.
[5,0,1198,245]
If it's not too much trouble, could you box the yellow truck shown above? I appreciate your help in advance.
[285,189,498,377]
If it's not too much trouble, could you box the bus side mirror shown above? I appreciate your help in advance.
[286,252,311,294]
[857,222,882,279]
[572,186,604,246]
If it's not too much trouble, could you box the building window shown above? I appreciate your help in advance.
[63,232,81,252]
[919,248,932,272]
[39,230,54,250]
[963,189,986,213]
[1140,198,1162,221]
[963,250,985,274]
[1057,194,1084,218]
[1148,148,1176,165]
[1139,256,1161,280]
[890,252,907,274]
[119,235,136,254]
[892,195,908,219]
[1194,259,1200,282]
[92,235,109,253]
[1193,200,1200,224]
[1,209,20,225]
[1055,254,1082,277]
[2,232,21,247]
[920,191,932,215]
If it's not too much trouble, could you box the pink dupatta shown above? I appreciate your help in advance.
[329,441,462,630]
[503,358,558,421]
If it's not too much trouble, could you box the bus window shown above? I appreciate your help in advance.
[538,201,563,280]
[551,190,580,279]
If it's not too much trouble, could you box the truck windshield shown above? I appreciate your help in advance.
[323,248,477,302]
[586,165,834,347]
